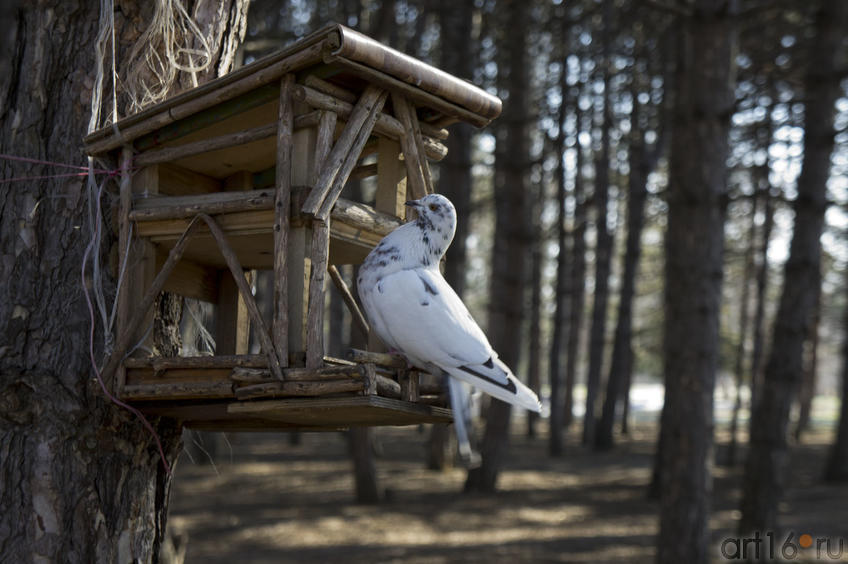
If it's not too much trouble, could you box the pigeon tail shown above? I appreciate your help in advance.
[442,357,541,413]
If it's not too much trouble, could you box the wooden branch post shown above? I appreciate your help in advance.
[376,137,406,218]
[273,74,294,368]
[306,219,330,368]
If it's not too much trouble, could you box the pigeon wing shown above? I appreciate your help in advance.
[371,268,541,412]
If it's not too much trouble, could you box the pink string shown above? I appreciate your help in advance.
[0,153,121,183]
[79,165,172,475]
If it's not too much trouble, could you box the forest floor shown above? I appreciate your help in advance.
[168,408,847,563]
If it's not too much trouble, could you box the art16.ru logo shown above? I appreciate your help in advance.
[720,531,844,560]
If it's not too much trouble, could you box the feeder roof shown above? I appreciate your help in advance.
[85,23,501,155]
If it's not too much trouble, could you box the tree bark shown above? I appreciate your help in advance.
[656,1,736,562]
[595,68,651,451]
[526,179,544,438]
[582,0,615,446]
[565,103,588,431]
[549,55,572,456]
[825,273,848,482]
[740,0,846,536]
[465,0,530,493]
[794,294,820,442]
[0,3,247,562]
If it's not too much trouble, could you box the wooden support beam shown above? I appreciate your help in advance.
[124,354,267,369]
[216,269,252,355]
[273,74,295,368]
[316,90,388,220]
[306,219,330,368]
[235,379,365,400]
[399,369,420,403]
[391,93,430,200]
[328,265,370,338]
[301,86,386,215]
[292,85,447,162]
[376,137,407,218]
[130,189,276,221]
[312,110,338,185]
[303,75,450,140]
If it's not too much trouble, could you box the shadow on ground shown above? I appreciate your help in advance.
[168,422,845,563]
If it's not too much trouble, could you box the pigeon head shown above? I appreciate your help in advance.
[405,194,457,251]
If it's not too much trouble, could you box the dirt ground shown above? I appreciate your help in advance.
[167,420,847,563]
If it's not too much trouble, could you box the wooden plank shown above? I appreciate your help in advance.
[122,381,236,401]
[157,163,222,195]
[228,395,452,426]
[157,255,219,303]
[301,85,386,215]
[235,379,365,400]
[216,269,252,355]
[124,355,267,369]
[306,220,330,368]
[131,189,276,221]
[273,74,295,368]
[376,137,406,217]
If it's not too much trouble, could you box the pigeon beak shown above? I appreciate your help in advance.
[405,200,422,209]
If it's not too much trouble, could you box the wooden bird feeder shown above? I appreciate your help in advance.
[85,24,502,431]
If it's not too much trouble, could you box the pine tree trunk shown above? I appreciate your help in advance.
[725,196,757,466]
[740,0,845,536]
[0,2,247,562]
[748,185,774,413]
[825,276,848,482]
[794,297,820,442]
[549,61,571,456]
[565,105,588,431]
[583,0,615,446]
[465,0,529,493]
[595,75,649,451]
[526,181,544,438]
[656,1,735,561]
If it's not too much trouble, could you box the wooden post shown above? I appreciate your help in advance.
[391,94,429,200]
[328,265,370,338]
[115,146,134,393]
[216,270,252,355]
[301,85,386,215]
[273,74,294,368]
[305,219,330,368]
[376,137,406,218]
[316,90,388,220]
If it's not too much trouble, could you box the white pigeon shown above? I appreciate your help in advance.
[357,193,542,460]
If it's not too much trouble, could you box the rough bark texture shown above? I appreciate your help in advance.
[548,63,571,456]
[0,2,246,562]
[748,185,774,413]
[565,104,588,431]
[740,0,845,536]
[582,0,615,447]
[465,0,529,493]
[595,71,651,451]
[656,1,735,562]
[526,180,544,438]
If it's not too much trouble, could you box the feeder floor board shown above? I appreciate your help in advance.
[135,396,452,432]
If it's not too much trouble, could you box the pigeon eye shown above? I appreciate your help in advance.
[428,204,438,212]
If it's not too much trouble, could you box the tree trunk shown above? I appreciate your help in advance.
[794,295,820,442]
[825,274,848,482]
[427,0,476,470]
[465,0,530,493]
[724,196,757,466]
[740,0,845,536]
[748,185,774,413]
[595,70,650,451]
[565,103,588,431]
[526,179,544,438]
[582,0,615,446]
[549,56,572,456]
[0,2,247,562]
[656,1,735,562]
